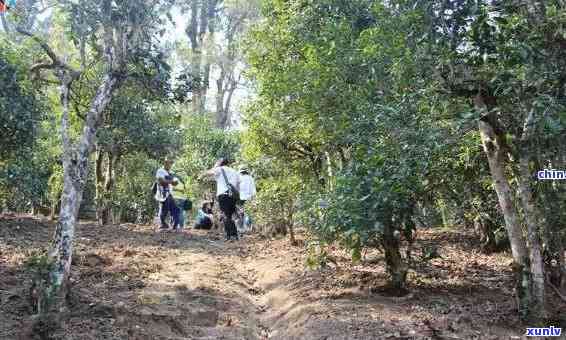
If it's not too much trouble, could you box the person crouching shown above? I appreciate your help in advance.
[195,201,213,230]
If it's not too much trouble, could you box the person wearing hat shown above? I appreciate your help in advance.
[155,158,180,231]
[237,165,256,232]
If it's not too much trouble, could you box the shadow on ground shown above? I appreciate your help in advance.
[1,216,564,340]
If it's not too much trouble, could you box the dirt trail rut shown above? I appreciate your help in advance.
[119,234,274,340]
[1,216,543,340]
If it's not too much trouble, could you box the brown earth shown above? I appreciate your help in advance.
[0,214,564,339]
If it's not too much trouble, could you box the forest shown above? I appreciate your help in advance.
[1,0,565,339]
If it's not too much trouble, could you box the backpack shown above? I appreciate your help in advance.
[181,199,192,211]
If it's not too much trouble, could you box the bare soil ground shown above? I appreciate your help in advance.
[1,214,564,339]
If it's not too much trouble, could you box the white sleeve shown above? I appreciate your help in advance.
[156,168,166,179]
[213,167,222,178]
[235,171,241,188]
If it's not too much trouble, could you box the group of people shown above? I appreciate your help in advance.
[154,157,256,241]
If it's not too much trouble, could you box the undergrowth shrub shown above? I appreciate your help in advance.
[112,154,160,224]
[24,251,55,315]
[247,176,300,241]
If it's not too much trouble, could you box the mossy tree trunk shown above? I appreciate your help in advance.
[40,72,119,314]
[382,220,407,291]
[96,148,120,226]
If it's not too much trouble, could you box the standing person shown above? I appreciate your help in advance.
[177,198,193,231]
[237,165,256,232]
[170,175,192,232]
[200,158,240,241]
[155,158,180,231]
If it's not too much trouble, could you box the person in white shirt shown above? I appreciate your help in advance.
[237,165,256,232]
[155,158,180,230]
[200,157,240,241]
[238,165,256,202]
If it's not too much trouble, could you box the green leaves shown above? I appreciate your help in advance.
[97,86,181,159]
[243,0,484,263]
[174,114,240,198]
[0,39,45,161]
[0,39,52,210]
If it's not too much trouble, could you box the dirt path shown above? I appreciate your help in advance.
[1,216,284,339]
[117,236,268,339]
[70,227,276,340]
[2,215,563,339]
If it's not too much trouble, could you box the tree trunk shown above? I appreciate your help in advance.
[95,149,119,226]
[214,7,243,128]
[382,220,407,291]
[187,0,217,115]
[476,100,533,319]
[288,222,296,246]
[215,67,227,127]
[41,160,84,314]
[191,43,203,114]
[223,76,238,126]
[102,152,118,225]
[288,201,297,246]
[561,241,566,292]
[187,0,203,114]
[556,153,566,292]
[205,0,219,93]
[95,149,105,226]
[515,107,546,320]
[476,109,527,265]
[325,152,334,191]
[517,155,546,319]
[198,0,218,113]
[50,202,56,221]
[40,73,119,314]
[478,117,531,314]
[99,158,112,226]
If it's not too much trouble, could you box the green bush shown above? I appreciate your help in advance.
[247,176,300,236]
[24,251,55,314]
[175,114,240,199]
[0,149,53,212]
[112,153,161,224]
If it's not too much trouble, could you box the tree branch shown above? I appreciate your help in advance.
[37,77,60,85]
[521,107,537,142]
[30,61,56,73]
[16,29,60,65]
[16,28,80,78]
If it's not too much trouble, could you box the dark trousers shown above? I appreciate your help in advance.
[236,200,246,229]
[195,217,212,230]
[218,194,238,238]
[159,195,179,229]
